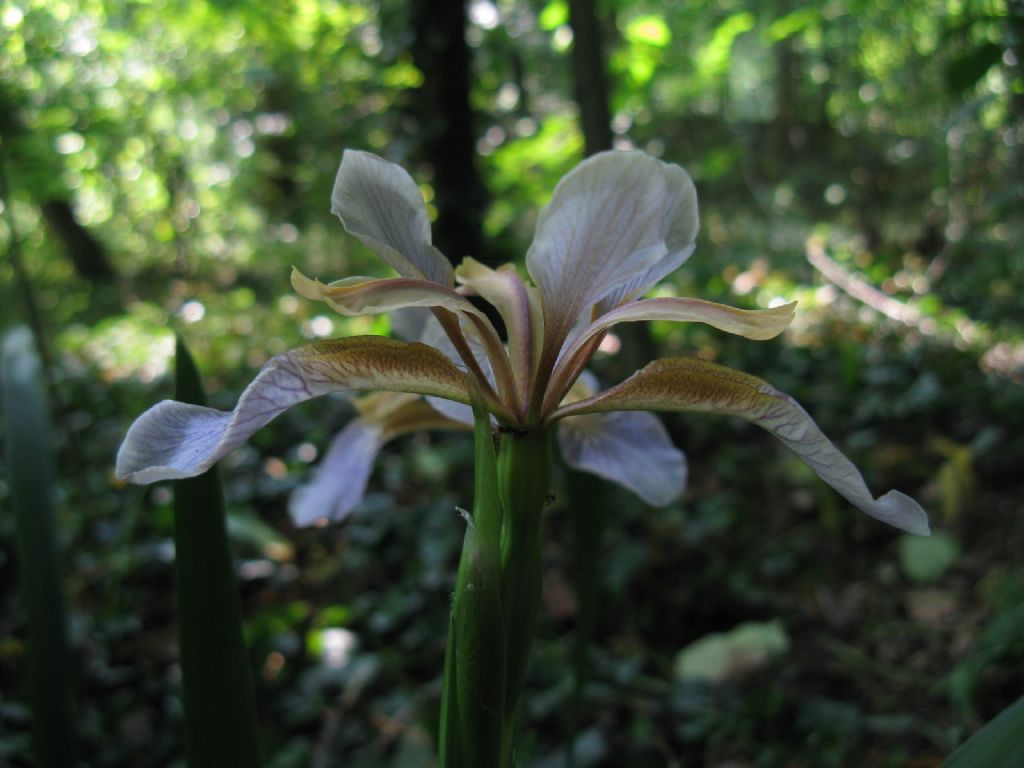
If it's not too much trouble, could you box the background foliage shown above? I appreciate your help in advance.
[1,0,1023,765]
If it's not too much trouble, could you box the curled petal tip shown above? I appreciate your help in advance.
[291,267,326,300]
[875,490,931,536]
[763,301,798,337]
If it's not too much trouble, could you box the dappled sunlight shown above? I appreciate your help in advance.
[2,0,1022,764]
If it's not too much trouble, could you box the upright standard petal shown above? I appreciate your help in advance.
[115,337,472,484]
[596,162,699,312]
[554,357,930,535]
[559,410,687,507]
[332,150,453,285]
[526,151,696,350]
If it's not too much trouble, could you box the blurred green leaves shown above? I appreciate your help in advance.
[900,531,960,584]
[674,620,790,685]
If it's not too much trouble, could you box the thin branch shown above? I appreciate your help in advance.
[806,238,922,326]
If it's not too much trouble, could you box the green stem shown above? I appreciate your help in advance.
[439,420,552,766]
[498,429,552,762]
[441,388,506,767]
[565,468,610,768]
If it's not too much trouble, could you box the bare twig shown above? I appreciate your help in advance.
[806,238,1024,383]
[806,238,922,327]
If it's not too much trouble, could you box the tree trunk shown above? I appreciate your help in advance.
[567,0,613,155]
[0,87,115,281]
[567,0,658,377]
[41,199,114,280]
[409,0,489,267]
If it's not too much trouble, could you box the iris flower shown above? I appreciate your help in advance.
[115,149,929,537]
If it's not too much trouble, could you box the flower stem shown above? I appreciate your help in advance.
[439,425,552,767]
[497,428,552,763]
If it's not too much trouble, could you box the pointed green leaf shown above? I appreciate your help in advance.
[3,327,76,768]
[941,696,1024,767]
[172,337,262,767]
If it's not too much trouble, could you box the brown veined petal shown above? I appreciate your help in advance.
[542,298,796,416]
[456,257,542,404]
[331,149,453,285]
[526,151,696,356]
[115,336,480,484]
[291,269,476,317]
[553,356,930,535]
[293,268,519,410]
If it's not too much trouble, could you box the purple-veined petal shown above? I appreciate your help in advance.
[553,356,930,535]
[115,336,475,484]
[595,160,698,311]
[526,151,697,353]
[594,244,695,314]
[559,410,687,506]
[289,419,384,526]
[331,150,453,285]
[289,394,470,527]
[419,317,494,426]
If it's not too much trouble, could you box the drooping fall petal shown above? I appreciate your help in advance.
[543,299,796,416]
[553,357,930,535]
[526,151,698,351]
[331,149,453,285]
[289,419,384,527]
[558,410,687,507]
[115,337,474,484]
